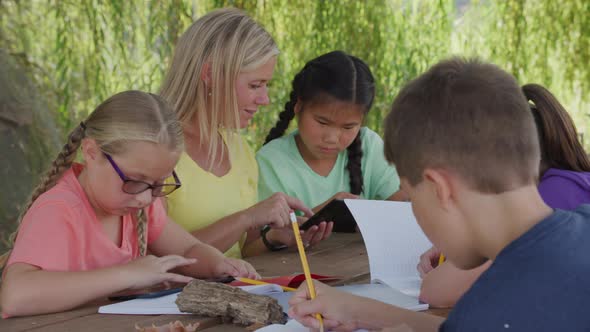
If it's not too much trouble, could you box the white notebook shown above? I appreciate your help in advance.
[345,200,432,299]
[98,284,284,315]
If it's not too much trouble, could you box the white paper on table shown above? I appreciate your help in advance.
[256,319,369,332]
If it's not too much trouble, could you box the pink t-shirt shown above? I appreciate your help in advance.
[7,163,168,271]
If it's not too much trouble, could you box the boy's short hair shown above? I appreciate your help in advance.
[383,57,540,193]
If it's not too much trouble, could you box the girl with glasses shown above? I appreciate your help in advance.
[0,90,258,317]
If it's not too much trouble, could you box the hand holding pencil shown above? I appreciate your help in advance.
[417,246,444,278]
[288,279,373,331]
[289,212,325,332]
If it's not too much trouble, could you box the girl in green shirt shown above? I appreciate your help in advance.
[257,51,405,214]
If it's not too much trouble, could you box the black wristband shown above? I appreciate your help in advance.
[260,225,287,252]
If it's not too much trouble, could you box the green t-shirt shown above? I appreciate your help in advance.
[256,127,400,209]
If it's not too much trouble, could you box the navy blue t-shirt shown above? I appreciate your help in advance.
[440,205,590,331]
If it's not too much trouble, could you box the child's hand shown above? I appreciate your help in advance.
[417,246,442,278]
[313,192,359,213]
[288,280,365,331]
[125,255,197,289]
[266,217,333,249]
[245,193,313,229]
[213,258,259,279]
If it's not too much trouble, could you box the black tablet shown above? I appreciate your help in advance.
[300,199,356,233]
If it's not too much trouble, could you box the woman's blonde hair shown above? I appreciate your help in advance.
[1,90,183,266]
[159,8,279,168]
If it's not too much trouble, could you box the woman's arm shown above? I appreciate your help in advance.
[188,193,313,254]
[419,260,491,308]
[188,209,254,254]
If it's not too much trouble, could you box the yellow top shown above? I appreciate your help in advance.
[167,132,258,258]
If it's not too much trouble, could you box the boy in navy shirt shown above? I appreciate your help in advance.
[288,58,590,331]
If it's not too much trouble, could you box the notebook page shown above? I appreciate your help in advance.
[256,319,370,332]
[267,284,427,314]
[344,200,432,295]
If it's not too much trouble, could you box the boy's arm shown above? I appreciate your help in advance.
[420,260,491,308]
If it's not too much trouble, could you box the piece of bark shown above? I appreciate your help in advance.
[176,279,287,326]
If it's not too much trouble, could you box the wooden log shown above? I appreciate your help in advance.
[175,279,287,326]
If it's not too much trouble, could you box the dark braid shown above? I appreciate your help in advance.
[347,133,364,195]
[344,56,367,195]
[264,89,297,144]
[264,69,308,145]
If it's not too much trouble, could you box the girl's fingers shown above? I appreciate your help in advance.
[243,262,259,279]
[160,256,197,271]
[237,262,249,277]
[311,222,328,244]
[324,222,334,237]
[163,272,194,284]
[223,259,242,277]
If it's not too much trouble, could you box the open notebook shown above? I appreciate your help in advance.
[345,200,432,298]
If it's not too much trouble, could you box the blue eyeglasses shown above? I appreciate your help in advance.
[104,153,181,197]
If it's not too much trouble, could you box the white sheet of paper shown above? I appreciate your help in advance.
[98,284,283,315]
[256,319,369,332]
[267,283,427,314]
[344,200,432,296]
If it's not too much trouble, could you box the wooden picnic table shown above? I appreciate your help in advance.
[0,233,449,331]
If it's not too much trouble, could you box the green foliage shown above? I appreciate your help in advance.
[1,0,589,149]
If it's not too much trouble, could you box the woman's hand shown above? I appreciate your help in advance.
[124,255,197,289]
[245,193,313,229]
[417,246,442,278]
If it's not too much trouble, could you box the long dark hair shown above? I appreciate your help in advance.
[523,84,590,174]
[264,51,375,195]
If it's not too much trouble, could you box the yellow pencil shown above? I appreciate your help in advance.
[290,212,324,332]
[438,253,445,266]
[235,277,297,292]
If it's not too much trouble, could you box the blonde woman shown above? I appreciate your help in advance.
[160,8,331,258]
[0,91,257,318]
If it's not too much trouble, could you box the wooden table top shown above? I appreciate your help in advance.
[0,233,449,331]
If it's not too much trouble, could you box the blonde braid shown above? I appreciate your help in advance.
[0,123,86,267]
[136,208,147,256]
